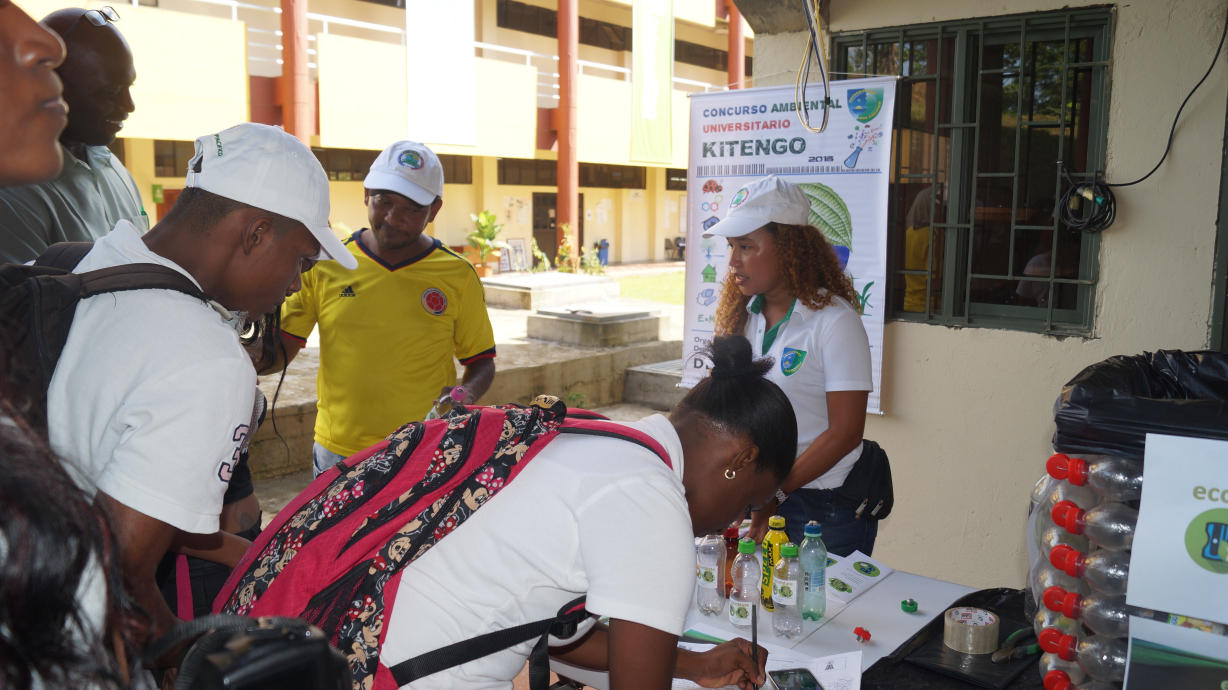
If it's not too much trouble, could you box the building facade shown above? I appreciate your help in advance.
[16,0,754,264]
[749,0,1228,587]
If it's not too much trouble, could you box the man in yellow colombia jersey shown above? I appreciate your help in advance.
[272,140,496,476]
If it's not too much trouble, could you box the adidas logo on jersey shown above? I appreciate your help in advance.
[339,285,356,297]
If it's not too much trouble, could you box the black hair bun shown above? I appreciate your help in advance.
[708,335,773,380]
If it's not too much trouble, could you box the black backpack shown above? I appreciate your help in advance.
[0,242,212,435]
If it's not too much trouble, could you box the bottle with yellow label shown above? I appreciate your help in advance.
[760,516,788,611]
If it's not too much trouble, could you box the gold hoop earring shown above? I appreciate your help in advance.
[724,469,736,480]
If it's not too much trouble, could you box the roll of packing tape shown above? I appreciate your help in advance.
[942,607,1000,655]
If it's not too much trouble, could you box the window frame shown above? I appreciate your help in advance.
[832,8,1113,335]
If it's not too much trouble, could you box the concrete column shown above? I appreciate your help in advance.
[474,155,501,218]
[726,0,744,89]
[647,167,666,261]
[280,0,312,144]
[556,0,579,257]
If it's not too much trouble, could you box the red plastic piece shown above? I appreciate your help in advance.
[1038,628,1077,661]
[1049,544,1086,577]
[1065,456,1089,486]
[1046,454,1072,480]
[1044,670,1074,690]
[1051,500,1085,535]
[1043,586,1083,619]
[854,626,871,642]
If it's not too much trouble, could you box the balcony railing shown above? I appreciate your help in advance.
[120,0,730,96]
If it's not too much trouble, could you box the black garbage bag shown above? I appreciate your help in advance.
[1052,350,1228,461]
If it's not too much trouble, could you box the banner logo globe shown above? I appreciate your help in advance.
[399,150,425,170]
[421,288,448,315]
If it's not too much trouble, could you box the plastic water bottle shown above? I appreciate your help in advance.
[1042,670,1116,690]
[1038,629,1127,682]
[425,387,467,420]
[1039,525,1090,560]
[1034,607,1080,638]
[1047,454,1143,502]
[728,538,758,630]
[1051,500,1137,551]
[1043,586,1135,638]
[1030,559,1088,606]
[722,525,740,597]
[1040,653,1087,685]
[696,534,725,616]
[1033,482,1099,553]
[1049,545,1129,596]
[772,543,803,639]
[799,521,827,621]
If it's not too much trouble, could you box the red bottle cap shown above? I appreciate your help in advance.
[1042,586,1083,619]
[724,526,740,539]
[1038,628,1077,661]
[854,627,871,641]
[1044,670,1073,690]
[1046,454,1072,480]
[1051,500,1085,535]
[1049,544,1086,577]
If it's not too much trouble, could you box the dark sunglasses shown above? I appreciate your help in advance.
[61,6,120,39]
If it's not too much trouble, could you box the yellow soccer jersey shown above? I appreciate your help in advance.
[281,232,496,456]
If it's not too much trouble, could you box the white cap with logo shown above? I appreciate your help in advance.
[701,175,811,239]
[184,123,356,270]
[363,141,444,206]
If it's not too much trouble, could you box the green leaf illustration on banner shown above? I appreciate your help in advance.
[797,182,853,250]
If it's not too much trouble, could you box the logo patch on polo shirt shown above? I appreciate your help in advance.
[781,348,807,376]
[398,150,425,170]
[421,288,447,315]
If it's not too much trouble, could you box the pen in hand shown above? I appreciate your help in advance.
[751,603,759,690]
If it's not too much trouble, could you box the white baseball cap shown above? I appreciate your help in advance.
[701,175,811,238]
[363,141,444,206]
[184,123,356,270]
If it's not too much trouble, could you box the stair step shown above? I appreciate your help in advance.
[624,359,685,411]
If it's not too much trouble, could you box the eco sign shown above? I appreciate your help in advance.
[682,77,895,414]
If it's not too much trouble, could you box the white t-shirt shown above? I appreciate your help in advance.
[47,220,257,534]
[744,294,873,490]
[380,414,695,689]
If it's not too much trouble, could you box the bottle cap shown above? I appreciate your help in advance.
[1042,586,1083,619]
[449,386,468,403]
[804,520,822,537]
[1038,628,1078,661]
[1043,670,1073,690]
[724,526,741,539]
[1051,500,1085,535]
[1046,453,1072,480]
[1049,545,1086,577]
[780,543,798,558]
[901,598,918,613]
[738,537,756,554]
[769,516,786,529]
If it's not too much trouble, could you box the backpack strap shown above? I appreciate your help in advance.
[33,242,94,270]
[387,596,589,690]
[75,263,213,303]
[558,419,672,469]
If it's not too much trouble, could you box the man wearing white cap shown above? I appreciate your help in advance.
[46,122,354,640]
[274,140,496,476]
[705,175,882,556]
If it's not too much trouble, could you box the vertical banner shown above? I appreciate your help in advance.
[405,0,476,145]
[680,77,896,414]
[631,0,673,163]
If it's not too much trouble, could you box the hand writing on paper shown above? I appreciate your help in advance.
[678,639,768,690]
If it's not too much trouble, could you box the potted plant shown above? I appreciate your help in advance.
[467,210,510,278]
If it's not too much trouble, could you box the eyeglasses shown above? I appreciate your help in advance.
[61,6,120,39]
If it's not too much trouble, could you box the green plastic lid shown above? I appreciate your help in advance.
[768,516,786,529]
[738,537,756,554]
[804,521,822,537]
[780,543,798,558]
[901,598,918,613]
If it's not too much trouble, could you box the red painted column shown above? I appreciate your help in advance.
[280,0,312,143]
[727,0,745,89]
[556,0,579,257]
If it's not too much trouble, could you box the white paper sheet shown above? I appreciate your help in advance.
[675,623,861,690]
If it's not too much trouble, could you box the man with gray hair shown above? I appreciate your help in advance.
[0,6,146,264]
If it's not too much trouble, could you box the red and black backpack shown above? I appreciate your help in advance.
[214,396,670,690]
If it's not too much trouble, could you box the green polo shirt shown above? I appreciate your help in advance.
[0,142,148,265]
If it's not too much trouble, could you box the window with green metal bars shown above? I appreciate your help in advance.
[832,9,1111,334]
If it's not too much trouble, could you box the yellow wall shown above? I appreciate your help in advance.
[318,34,407,150]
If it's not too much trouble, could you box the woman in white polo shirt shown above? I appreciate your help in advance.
[710,175,878,556]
